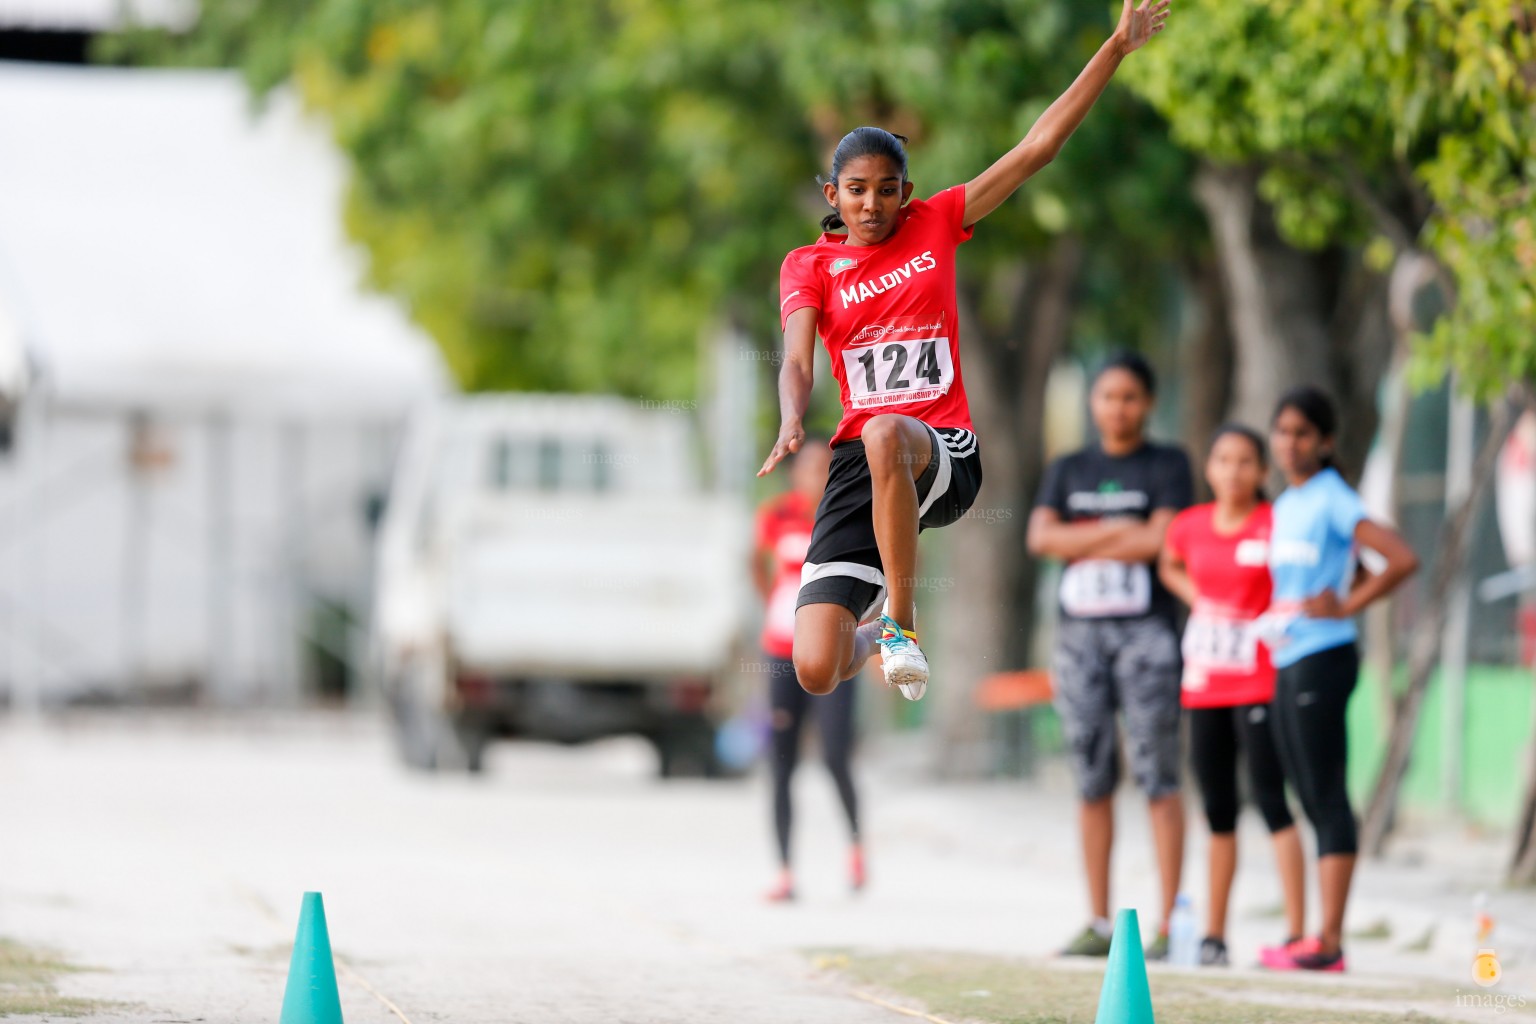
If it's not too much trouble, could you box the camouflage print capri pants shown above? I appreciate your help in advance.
[1051,616,1183,802]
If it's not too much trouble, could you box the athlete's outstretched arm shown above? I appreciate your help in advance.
[758,307,819,477]
[962,0,1170,228]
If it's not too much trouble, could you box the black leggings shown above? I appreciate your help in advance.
[1271,644,1359,857]
[1188,703,1294,835]
[767,656,859,865]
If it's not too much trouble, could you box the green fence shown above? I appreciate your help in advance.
[984,663,1533,829]
[1348,665,1534,828]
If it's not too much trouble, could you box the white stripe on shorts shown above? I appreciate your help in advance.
[938,427,977,456]
[801,561,889,623]
[917,424,954,519]
[801,560,887,589]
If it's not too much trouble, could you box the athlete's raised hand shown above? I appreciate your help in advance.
[960,0,1170,227]
[758,421,805,477]
[1116,0,1170,55]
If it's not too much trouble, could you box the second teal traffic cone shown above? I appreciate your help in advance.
[1093,908,1155,1024]
[280,892,344,1024]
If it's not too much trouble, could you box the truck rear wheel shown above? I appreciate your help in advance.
[652,714,723,779]
[389,689,489,774]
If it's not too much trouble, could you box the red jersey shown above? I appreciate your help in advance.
[1163,503,1276,708]
[754,490,816,659]
[778,186,976,446]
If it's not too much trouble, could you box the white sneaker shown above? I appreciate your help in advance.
[875,613,928,701]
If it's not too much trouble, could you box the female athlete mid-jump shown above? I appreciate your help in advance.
[759,0,1173,700]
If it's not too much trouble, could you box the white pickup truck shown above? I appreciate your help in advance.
[372,394,753,776]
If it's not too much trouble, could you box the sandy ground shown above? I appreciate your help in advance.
[0,710,1530,1022]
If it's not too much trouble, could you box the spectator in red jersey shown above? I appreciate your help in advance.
[1160,425,1305,967]
[752,439,863,903]
[759,0,1173,704]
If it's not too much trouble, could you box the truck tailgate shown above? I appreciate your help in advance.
[444,493,750,678]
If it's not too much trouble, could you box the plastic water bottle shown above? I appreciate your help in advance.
[1168,894,1200,967]
[1474,891,1495,945]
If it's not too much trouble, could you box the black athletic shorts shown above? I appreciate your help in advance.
[795,423,982,623]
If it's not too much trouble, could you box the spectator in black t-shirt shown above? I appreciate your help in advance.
[1027,351,1193,960]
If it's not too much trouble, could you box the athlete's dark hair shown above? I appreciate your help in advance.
[1094,350,1157,396]
[1272,385,1339,470]
[1210,422,1270,502]
[818,127,909,232]
[1210,422,1267,466]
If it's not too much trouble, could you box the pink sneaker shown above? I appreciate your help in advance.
[1292,946,1347,972]
[1258,935,1317,970]
[764,873,795,904]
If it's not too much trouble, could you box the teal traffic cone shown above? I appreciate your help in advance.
[279,892,344,1024]
[1093,908,1155,1024]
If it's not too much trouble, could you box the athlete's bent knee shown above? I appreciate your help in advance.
[797,671,838,696]
[860,415,908,470]
[792,652,840,696]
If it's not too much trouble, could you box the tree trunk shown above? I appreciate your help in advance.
[1361,253,1444,740]
[1195,165,1331,421]
[929,238,1082,778]
[1360,395,1521,856]
[1362,348,1412,730]
[1178,255,1235,498]
[1509,679,1536,884]
[1193,163,1392,477]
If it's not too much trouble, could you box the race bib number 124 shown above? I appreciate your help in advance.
[841,320,954,410]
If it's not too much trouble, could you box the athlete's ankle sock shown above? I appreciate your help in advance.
[852,621,881,668]
[1091,917,1114,939]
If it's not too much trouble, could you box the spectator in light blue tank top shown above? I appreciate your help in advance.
[1260,387,1419,974]
[1269,463,1368,666]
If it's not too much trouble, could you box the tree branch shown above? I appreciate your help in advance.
[1360,389,1526,856]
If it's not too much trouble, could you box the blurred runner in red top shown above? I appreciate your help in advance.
[754,467,818,661]
[751,441,863,903]
[1159,424,1303,967]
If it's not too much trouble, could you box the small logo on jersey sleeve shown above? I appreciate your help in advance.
[829,257,858,277]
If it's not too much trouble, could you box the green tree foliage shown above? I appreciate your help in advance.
[111,1,820,395]
[1126,0,1535,399]
[104,0,1197,397]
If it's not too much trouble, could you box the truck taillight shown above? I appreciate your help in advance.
[669,679,710,713]
[455,671,494,705]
